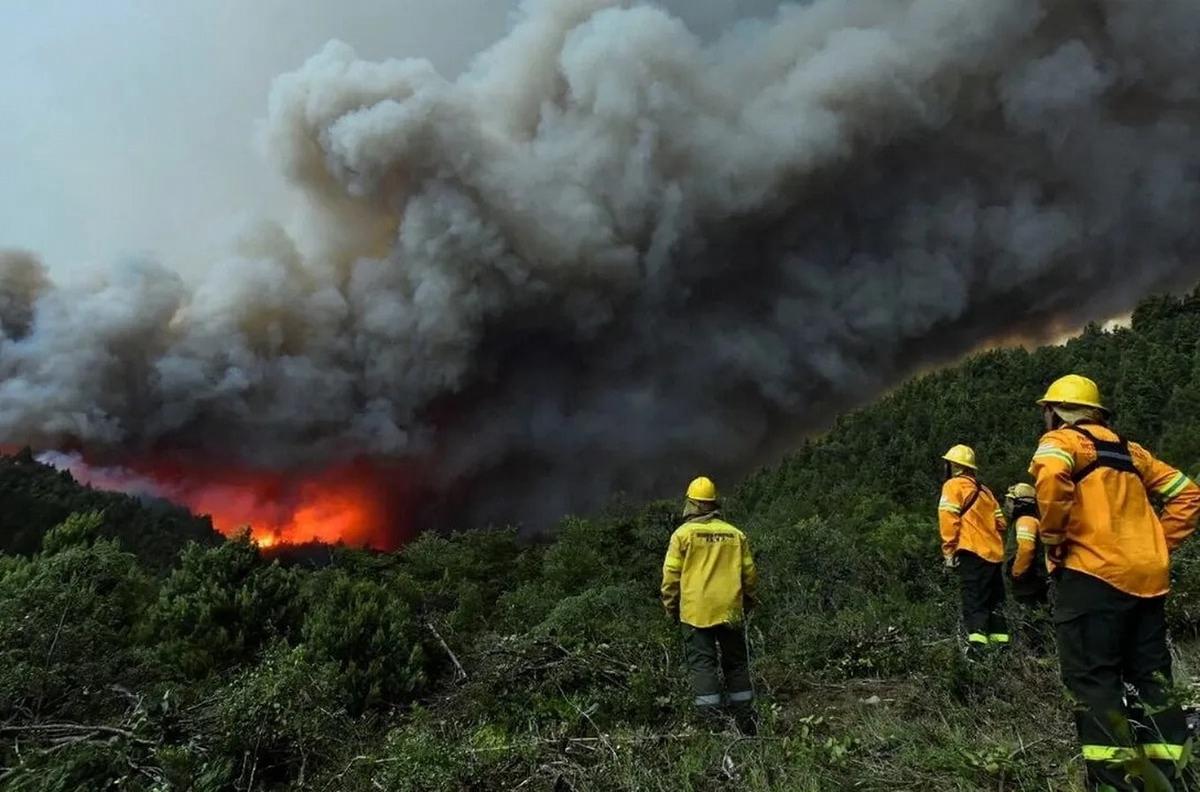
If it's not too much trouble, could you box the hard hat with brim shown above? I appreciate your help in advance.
[686,476,718,502]
[1007,483,1036,500]
[942,444,977,470]
[1037,374,1108,412]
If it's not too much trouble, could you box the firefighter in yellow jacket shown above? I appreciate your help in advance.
[661,476,758,734]
[1030,374,1200,790]
[939,445,1009,650]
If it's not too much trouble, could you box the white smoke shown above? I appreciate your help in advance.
[3,0,1200,530]
[35,450,169,501]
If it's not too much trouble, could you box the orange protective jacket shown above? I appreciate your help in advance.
[939,475,1006,563]
[1029,423,1200,597]
[1011,515,1043,578]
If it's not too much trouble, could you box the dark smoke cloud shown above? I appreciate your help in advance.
[3,0,1200,530]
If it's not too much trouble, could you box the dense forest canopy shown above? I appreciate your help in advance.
[0,450,217,572]
[4,289,1200,790]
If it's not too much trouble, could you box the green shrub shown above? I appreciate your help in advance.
[0,514,152,719]
[40,509,105,555]
[212,642,347,786]
[536,582,660,645]
[301,569,427,714]
[146,533,303,678]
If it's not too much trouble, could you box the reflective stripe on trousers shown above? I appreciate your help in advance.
[1082,745,1138,763]
[1142,743,1187,761]
[1082,743,1188,762]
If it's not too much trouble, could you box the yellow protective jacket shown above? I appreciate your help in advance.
[1029,423,1200,597]
[939,475,1006,563]
[661,513,758,628]
[1011,515,1042,578]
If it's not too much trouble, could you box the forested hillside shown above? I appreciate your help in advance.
[0,449,218,572]
[5,291,1200,791]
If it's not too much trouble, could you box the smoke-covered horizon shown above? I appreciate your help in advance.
[4,0,1200,534]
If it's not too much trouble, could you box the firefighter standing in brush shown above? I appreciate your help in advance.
[1004,483,1052,650]
[661,476,759,734]
[1031,374,1200,790]
[1006,483,1048,601]
[938,444,1010,650]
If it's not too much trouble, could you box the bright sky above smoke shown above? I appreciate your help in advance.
[0,0,781,275]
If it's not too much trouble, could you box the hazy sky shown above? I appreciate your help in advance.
[0,0,782,276]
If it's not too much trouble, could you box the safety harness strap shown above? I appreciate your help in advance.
[1067,425,1143,485]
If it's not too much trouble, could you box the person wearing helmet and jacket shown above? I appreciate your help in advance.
[661,476,759,734]
[1005,483,1049,605]
[1030,374,1200,790]
[1004,483,1052,651]
[939,444,1009,650]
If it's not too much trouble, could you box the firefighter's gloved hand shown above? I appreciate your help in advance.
[1046,543,1067,567]
[942,554,959,571]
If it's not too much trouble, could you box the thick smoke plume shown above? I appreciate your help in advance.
[3,0,1200,536]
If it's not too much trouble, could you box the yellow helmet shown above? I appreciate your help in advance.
[942,444,977,470]
[1006,483,1037,501]
[686,476,718,502]
[1037,374,1107,412]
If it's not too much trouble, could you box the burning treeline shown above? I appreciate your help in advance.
[34,451,413,549]
[2,0,1200,547]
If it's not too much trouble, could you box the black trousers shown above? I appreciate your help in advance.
[957,551,1008,645]
[1056,569,1192,790]
[1012,570,1053,652]
[1011,566,1049,607]
[681,623,753,714]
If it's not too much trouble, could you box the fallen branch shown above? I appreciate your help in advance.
[0,729,136,786]
[1007,736,1052,761]
[426,621,468,682]
[0,722,145,742]
[323,754,407,791]
[558,689,617,761]
[44,603,70,669]
[464,732,784,754]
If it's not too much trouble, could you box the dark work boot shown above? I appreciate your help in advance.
[735,712,758,737]
[730,702,758,736]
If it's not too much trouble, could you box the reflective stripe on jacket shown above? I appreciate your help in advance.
[1029,423,1200,597]
[1011,515,1042,578]
[939,475,1006,563]
[661,514,757,628]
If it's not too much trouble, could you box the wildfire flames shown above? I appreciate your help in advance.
[32,450,415,551]
[157,461,410,550]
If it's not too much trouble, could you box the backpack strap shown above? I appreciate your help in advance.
[1066,424,1141,484]
[960,479,984,515]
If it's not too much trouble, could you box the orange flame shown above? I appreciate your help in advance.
[28,450,417,551]
[145,458,415,550]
